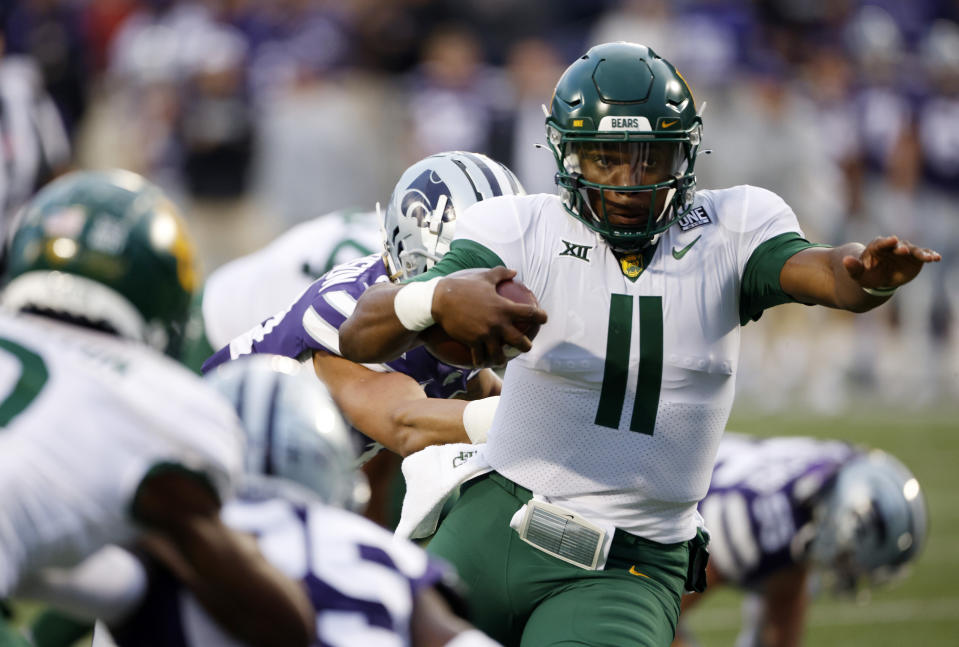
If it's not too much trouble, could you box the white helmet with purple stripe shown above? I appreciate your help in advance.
[808,449,928,593]
[383,151,525,280]
[204,354,369,511]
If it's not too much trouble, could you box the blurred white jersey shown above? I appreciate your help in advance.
[460,187,804,543]
[0,313,244,597]
[202,210,382,349]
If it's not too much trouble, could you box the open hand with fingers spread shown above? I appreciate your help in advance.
[842,235,941,293]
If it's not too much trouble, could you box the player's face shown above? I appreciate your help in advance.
[575,141,681,229]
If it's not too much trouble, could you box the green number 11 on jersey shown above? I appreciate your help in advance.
[595,295,663,435]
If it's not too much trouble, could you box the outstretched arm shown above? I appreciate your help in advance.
[781,236,940,312]
[339,267,547,366]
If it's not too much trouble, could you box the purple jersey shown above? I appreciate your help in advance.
[112,494,450,647]
[202,253,475,459]
[699,433,859,588]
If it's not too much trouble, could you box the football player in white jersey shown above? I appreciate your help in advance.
[672,434,927,647]
[0,171,313,647]
[198,208,383,354]
[336,42,941,647]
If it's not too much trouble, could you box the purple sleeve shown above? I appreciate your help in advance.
[201,253,476,401]
[202,255,385,373]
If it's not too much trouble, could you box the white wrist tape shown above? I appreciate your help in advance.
[862,285,897,297]
[394,277,441,331]
[444,629,503,647]
[462,396,500,444]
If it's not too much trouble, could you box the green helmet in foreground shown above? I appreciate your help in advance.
[547,42,703,252]
[1,169,199,356]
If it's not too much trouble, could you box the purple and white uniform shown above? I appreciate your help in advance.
[202,253,476,461]
[700,433,859,588]
[112,493,450,647]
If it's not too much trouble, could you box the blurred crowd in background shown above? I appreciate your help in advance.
[2,0,958,413]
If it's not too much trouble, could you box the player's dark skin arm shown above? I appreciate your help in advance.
[673,562,808,647]
[134,472,315,647]
[409,587,486,647]
[312,350,502,456]
[672,561,724,647]
[781,236,940,312]
[758,565,810,647]
[339,266,548,366]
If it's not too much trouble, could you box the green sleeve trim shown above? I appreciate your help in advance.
[739,232,826,325]
[408,239,505,282]
[129,461,221,525]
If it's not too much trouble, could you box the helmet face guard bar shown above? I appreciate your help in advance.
[549,122,702,250]
[555,173,693,242]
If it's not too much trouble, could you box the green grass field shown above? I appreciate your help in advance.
[683,405,959,647]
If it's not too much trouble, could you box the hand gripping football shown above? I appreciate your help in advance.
[423,278,540,369]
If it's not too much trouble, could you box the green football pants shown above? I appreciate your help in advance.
[426,472,692,647]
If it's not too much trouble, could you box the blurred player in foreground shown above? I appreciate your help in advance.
[673,433,927,647]
[0,170,313,646]
[201,152,524,525]
[183,207,382,366]
[85,355,500,647]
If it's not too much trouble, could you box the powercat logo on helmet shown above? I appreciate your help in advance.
[598,116,652,131]
[401,169,455,230]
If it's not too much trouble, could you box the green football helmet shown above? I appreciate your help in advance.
[1,169,199,356]
[546,42,703,251]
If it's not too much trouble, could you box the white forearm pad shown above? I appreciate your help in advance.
[444,629,503,647]
[394,277,441,331]
[462,396,500,444]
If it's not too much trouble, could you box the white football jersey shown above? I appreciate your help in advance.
[202,210,382,349]
[0,313,244,596]
[456,187,805,543]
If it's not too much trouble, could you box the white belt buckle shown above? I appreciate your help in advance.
[517,499,606,570]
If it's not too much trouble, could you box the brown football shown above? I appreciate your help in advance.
[422,278,540,369]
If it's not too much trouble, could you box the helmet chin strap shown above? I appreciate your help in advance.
[656,186,677,224]
[427,194,448,235]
